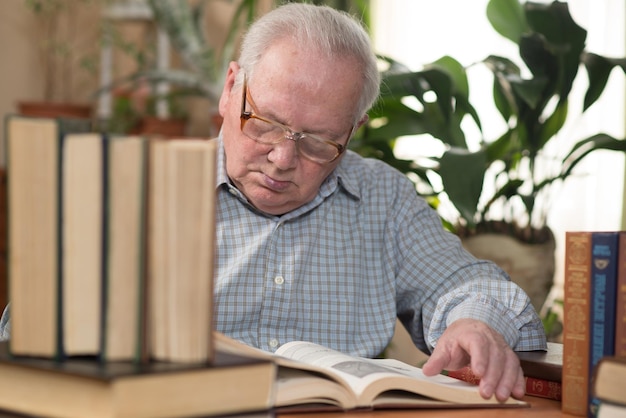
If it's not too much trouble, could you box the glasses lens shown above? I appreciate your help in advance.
[242,116,341,163]
[242,117,284,144]
[299,135,340,163]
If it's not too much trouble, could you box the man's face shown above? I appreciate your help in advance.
[218,39,365,215]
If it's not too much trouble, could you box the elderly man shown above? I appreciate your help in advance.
[0,2,546,403]
[212,2,545,402]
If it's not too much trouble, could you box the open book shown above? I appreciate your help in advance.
[214,332,527,411]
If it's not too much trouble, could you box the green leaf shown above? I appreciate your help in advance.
[484,55,522,120]
[486,129,514,162]
[561,134,626,178]
[539,100,568,148]
[487,0,527,43]
[438,148,488,226]
[518,33,558,81]
[508,73,548,109]
[428,56,470,98]
[583,53,626,111]
[525,1,586,99]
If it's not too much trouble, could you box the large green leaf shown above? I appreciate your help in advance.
[487,0,527,43]
[438,148,488,226]
[483,55,521,121]
[518,33,558,82]
[525,1,586,99]
[583,53,626,111]
[561,134,626,178]
[429,56,470,98]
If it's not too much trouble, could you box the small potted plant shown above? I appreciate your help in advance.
[18,0,100,118]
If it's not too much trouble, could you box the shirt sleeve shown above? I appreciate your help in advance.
[427,278,548,351]
[390,178,547,353]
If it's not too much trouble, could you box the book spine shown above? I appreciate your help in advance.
[615,232,626,357]
[588,232,620,418]
[562,231,592,416]
[99,134,110,361]
[444,367,480,385]
[525,376,562,401]
[445,367,562,400]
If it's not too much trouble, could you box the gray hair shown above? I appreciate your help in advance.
[237,2,380,123]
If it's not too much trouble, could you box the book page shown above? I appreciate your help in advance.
[276,341,526,407]
[214,332,274,360]
[214,334,526,408]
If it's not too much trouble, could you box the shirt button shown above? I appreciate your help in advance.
[269,339,279,348]
[274,275,285,285]
[228,187,238,196]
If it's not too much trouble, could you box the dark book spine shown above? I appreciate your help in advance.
[588,232,620,418]
[56,128,65,361]
[615,232,626,357]
[99,134,110,362]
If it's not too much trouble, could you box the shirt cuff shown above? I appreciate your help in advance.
[444,295,521,348]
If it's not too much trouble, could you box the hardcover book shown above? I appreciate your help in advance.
[614,232,626,357]
[588,232,620,418]
[446,343,563,401]
[0,342,275,418]
[147,139,218,363]
[5,115,92,358]
[61,132,105,357]
[215,332,528,411]
[592,356,626,407]
[562,231,593,416]
[101,135,148,362]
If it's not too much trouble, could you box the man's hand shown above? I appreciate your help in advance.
[421,318,525,402]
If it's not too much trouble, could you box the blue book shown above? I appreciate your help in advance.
[588,231,620,418]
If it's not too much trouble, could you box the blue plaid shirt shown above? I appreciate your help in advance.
[0,137,547,356]
[213,137,546,357]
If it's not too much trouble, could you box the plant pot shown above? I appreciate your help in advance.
[17,101,92,119]
[140,116,188,138]
[461,232,556,312]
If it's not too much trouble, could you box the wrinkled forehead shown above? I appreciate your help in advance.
[244,40,364,119]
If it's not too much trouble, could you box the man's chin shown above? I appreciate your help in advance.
[248,193,293,216]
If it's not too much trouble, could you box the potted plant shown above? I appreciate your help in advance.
[355,0,626,314]
[19,0,100,118]
[101,0,263,136]
[113,0,366,136]
[106,83,190,137]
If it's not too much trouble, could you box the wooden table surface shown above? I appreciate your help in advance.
[279,396,579,417]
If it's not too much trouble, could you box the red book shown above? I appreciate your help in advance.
[445,366,562,401]
[445,342,563,400]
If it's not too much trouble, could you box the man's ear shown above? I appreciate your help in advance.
[218,62,241,117]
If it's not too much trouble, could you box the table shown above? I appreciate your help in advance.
[279,396,579,417]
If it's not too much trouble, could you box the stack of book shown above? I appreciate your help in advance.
[5,114,218,364]
[592,356,626,418]
[562,231,626,417]
[0,115,281,417]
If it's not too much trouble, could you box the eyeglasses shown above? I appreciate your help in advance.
[239,75,351,164]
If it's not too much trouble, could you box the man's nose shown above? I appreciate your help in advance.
[267,135,299,170]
